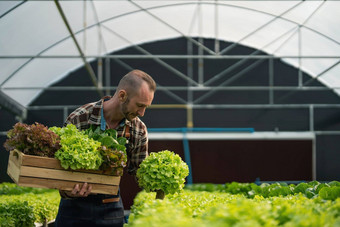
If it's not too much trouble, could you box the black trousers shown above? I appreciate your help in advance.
[55,191,124,227]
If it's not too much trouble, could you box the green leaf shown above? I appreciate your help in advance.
[328,181,340,187]
[106,129,117,139]
[116,145,126,152]
[117,137,127,145]
[99,136,116,147]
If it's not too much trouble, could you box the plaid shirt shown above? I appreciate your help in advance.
[64,96,148,176]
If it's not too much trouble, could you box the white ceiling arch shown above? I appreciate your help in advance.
[1,0,340,115]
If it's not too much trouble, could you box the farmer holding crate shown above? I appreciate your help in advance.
[55,69,156,227]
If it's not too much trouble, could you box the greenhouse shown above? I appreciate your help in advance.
[1,1,340,226]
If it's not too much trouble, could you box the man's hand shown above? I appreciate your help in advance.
[61,183,92,198]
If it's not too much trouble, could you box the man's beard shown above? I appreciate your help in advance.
[122,98,137,121]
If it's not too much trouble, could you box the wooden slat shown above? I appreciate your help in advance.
[20,152,63,170]
[18,176,119,195]
[20,166,120,185]
[7,150,121,195]
[13,149,117,175]
[7,159,20,183]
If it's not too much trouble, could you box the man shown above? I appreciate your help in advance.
[55,69,156,227]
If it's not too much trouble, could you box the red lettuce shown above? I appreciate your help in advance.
[3,122,60,157]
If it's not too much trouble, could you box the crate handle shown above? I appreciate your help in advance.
[12,149,20,160]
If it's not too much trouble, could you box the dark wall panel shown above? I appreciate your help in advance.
[189,140,313,183]
[315,108,340,131]
[143,109,187,128]
[316,135,340,181]
[0,136,12,183]
[194,108,310,131]
[0,109,19,183]
[26,109,65,127]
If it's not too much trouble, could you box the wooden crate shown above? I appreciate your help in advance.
[7,149,120,195]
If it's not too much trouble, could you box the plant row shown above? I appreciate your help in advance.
[0,183,60,227]
[126,188,340,227]
[185,181,340,200]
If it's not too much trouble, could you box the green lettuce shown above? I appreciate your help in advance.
[136,150,189,198]
[50,124,103,170]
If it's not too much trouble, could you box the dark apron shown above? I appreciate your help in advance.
[55,190,124,227]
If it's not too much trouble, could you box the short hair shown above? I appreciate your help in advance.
[117,70,156,96]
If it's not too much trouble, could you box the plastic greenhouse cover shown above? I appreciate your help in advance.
[0,1,339,107]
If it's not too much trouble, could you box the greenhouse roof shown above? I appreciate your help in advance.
[1,0,340,117]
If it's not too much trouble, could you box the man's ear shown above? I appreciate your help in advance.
[118,90,128,102]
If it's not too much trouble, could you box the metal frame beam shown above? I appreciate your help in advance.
[54,0,103,97]
[2,86,340,91]
[1,55,339,59]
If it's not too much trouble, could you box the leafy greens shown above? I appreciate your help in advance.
[136,150,189,197]
[50,124,103,170]
[3,122,60,157]
[84,125,127,176]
